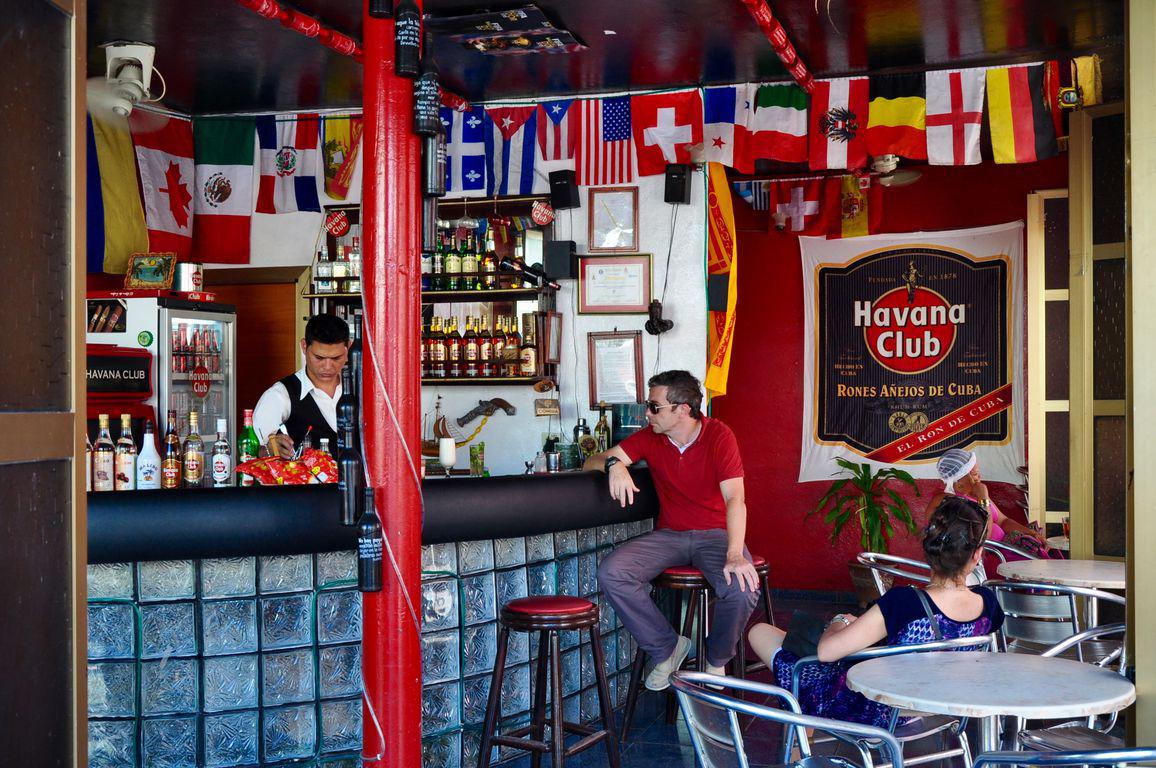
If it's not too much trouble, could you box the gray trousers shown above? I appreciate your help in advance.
[597,527,758,667]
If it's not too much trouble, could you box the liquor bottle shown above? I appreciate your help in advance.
[337,366,360,453]
[504,316,521,377]
[594,402,611,453]
[444,234,462,291]
[161,410,182,489]
[237,409,260,487]
[332,244,348,279]
[358,486,383,592]
[114,413,137,491]
[183,411,205,488]
[480,244,498,290]
[349,312,363,401]
[492,316,506,369]
[85,433,92,492]
[446,317,463,378]
[461,234,478,291]
[420,321,429,378]
[92,414,115,492]
[348,236,362,278]
[479,315,494,377]
[315,244,333,280]
[338,419,365,526]
[420,248,433,291]
[211,419,232,488]
[431,236,445,290]
[136,420,162,489]
[464,316,479,377]
[429,317,447,378]
[520,314,539,377]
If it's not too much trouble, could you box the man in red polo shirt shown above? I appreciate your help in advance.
[585,370,759,690]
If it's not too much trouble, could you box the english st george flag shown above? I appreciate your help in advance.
[631,90,703,176]
[574,96,633,186]
[925,68,986,165]
[809,77,870,170]
[129,113,195,259]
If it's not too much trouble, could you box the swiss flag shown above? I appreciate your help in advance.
[631,90,703,176]
[768,178,831,235]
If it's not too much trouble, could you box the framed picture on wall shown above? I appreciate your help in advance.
[588,186,639,253]
[587,330,643,408]
[578,254,651,314]
[124,252,178,290]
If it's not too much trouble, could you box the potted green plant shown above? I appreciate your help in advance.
[809,457,920,605]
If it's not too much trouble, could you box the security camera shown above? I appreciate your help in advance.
[101,42,155,117]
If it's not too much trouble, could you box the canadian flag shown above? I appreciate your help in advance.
[129,113,195,258]
[631,90,703,176]
[768,178,830,235]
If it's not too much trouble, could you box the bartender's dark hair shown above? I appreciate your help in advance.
[305,314,350,346]
[922,496,989,579]
[647,370,703,419]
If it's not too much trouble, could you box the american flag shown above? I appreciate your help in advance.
[536,99,576,161]
[575,96,633,186]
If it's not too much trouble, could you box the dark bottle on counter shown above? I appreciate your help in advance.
[358,486,383,592]
[338,418,365,527]
[337,366,359,453]
[431,238,445,290]
[443,234,462,291]
[349,312,363,401]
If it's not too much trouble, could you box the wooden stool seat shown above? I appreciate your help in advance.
[478,595,620,768]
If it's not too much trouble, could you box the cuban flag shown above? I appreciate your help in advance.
[484,107,539,196]
[441,106,487,197]
[255,113,321,214]
[536,99,577,161]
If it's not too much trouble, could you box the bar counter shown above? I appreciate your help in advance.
[85,470,657,767]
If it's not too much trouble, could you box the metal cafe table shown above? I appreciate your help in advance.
[845,651,1135,752]
[995,559,1125,590]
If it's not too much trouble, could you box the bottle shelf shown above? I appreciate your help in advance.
[303,288,551,303]
[421,375,550,387]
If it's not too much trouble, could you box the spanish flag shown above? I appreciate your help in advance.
[705,163,739,397]
[827,175,882,239]
[866,74,927,160]
[986,64,1058,164]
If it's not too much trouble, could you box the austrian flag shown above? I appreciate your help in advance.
[256,114,322,214]
[809,77,869,170]
[129,113,195,258]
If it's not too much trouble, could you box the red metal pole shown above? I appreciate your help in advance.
[361,2,423,766]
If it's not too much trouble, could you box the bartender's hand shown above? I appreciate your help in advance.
[271,434,296,460]
[609,464,639,507]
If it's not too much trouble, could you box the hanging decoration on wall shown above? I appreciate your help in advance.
[797,223,1025,483]
[705,162,739,396]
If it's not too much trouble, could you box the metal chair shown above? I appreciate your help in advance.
[671,671,905,768]
[856,552,931,598]
[984,580,1126,660]
[1013,624,1128,752]
[973,747,1156,768]
[982,538,1041,563]
[789,635,995,768]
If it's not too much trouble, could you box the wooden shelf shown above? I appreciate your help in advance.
[302,292,361,299]
[304,288,552,303]
[421,376,550,386]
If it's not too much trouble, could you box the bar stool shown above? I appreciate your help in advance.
[619,555,775,742]
[477,595,620,768]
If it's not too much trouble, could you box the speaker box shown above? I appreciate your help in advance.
[544,240,578,280]
[549,170,580,210]
[664,163,692,204]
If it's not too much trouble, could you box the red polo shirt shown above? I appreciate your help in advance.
[618,416,744,531]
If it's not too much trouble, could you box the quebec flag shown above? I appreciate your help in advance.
[441,106,487,197]
[483,107,539,196]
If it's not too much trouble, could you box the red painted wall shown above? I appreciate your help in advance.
[713,156,1068,591]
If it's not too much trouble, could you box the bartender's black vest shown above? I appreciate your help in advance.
[279,374,339,448]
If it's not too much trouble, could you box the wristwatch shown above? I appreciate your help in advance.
[828,614,852,628]
[604,456,621,472]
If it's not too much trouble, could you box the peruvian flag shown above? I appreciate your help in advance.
[129,113,195,259]
[769,178,830,234]
[255,114,322,214]
[631,90,703,176]
[925,68,986,166]
[484,106,538,196]
[808,77,870,170]
[536,99,577,161]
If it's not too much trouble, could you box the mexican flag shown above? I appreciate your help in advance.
[192,118,255,264]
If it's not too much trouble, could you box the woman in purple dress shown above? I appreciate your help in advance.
[747,496,1004,728]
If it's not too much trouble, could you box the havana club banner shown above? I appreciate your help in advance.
[799,222,1025,483]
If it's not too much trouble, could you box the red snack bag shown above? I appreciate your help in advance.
[300,448,338,484]
[236,456,279,485]
[266,457,314,485]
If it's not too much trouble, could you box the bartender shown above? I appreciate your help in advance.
[252,314,348,459]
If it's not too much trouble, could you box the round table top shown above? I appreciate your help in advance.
[1046,535,1070,551]
[996,558,1124,589]
[846,651,1135,719]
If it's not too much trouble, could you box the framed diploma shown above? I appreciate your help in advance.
[588,186,639,253]
[587,330,643,408]
[577,254,651,314]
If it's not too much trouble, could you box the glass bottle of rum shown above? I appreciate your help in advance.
[444,234,462,291]
[428,316,447,379]
[461,234,478,291]
[464,316,480,377]
[446,317,463,378]
[114,413,137,491]
[479,315,494,377]
[183,411,205,488]
[211,419,232,488]
[161,410,182,489]
[92,414,115,492]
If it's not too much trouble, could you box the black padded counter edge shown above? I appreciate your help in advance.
[87,469,657,564]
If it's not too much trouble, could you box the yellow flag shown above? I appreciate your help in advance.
[90,113,148,274]
[705,162,739,396]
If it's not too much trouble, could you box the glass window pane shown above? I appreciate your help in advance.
[1092,113,1125,245]
[1044,411,1070,513]
[1093,259,1126,401]
[0,0,71,411]
[1045,301,1070,401]
[1093,415,1126,558]
[1043,197,1069,291]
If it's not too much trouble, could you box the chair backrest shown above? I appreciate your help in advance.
[856,552,931,596]
[982,538,1040,563]
[973,747,1156,768]
[672,671,904,768]
[985,580,1126,650]
[1042,622,1127,671]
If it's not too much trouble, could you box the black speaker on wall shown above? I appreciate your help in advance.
[664,163,692,204]
[544,240,578,279]
[549,169,581,210]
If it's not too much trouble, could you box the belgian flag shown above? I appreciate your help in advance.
[866,74,927,160]
[986,64,1058,164]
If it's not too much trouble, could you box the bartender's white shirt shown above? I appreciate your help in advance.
[252,367,342,443]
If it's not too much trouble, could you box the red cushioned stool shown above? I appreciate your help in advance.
[477,596,620,768]
[620,556,775,741]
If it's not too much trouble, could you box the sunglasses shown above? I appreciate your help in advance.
[645,400,680,414]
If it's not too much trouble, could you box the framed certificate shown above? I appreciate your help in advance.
[588,186,639,253]
[587,330,643,408]
[577,254,651,314]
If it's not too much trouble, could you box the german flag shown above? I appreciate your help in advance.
[986,64,1058,164]
[866,74,927,159]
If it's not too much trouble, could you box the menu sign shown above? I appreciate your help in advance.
[798,223,1025,484]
